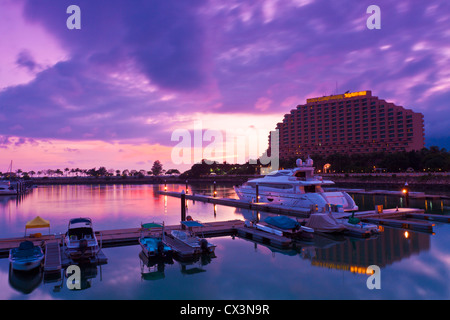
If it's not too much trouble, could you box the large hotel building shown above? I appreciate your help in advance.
[272,91,424,160]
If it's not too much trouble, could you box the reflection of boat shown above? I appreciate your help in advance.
[9,263,43,294]
[9,241,44,271]
[64,263,99,291]
[140,222,173,258]
[234,158,358,212]
[0,180,17,196]
[139,251,173,281]
[65,218,99,259]
[171,221,216,254]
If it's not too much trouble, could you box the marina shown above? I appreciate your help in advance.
[0,183,449,299]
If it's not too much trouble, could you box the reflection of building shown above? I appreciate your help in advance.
[270,91,425,160]
[233,207,431,274]
[311,227,430,273]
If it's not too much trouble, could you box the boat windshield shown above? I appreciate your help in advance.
[265,170,291,177]
[248,182,293,189]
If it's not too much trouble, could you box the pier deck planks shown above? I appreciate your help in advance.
[0,220,244,257]
[44,241,62,274]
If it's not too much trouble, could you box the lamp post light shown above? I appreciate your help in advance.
[402,182,409,208]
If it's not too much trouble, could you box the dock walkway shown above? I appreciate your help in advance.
[44,240,61,275]
[161,191,450,234]
[0,220,245,258]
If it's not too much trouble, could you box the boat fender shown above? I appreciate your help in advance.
[200,239,208,252]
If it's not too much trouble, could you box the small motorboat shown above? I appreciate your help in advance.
[140,222,173,258]
[263,215,314,239]
[65,218,99,259]
[338,213,379,234]
[9,241,44,271]
[171,221,216,254]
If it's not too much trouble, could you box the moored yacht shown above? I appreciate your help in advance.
[234,157,358,212]
[0,181,17,196]
[65,218,99,259]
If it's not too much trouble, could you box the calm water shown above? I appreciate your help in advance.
[0,184,449,300]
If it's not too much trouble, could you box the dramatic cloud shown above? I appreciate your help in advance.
[0,0,449,170]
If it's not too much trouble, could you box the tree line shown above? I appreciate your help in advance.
[180,146,450,178]
[279,146,450,173]
[0,160,181,180]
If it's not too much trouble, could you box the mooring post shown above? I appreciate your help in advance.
[255,183,259,203]
[181,190,186,230]
[213,181,217,198]
[185,180,189,194]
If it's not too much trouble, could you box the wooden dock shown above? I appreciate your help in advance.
[0,220,245,258]
[160,190,447,234]
[340,188,450,200]
[159,191,311,217]
[44,241,62,275]
[236,226,292,248]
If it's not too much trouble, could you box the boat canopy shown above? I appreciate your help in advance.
[69,218,92,225]
[181,221,204,227]
[142,222,163,229]
[265,216,299,230]
[25,216,50,229]
[24,216,50,236]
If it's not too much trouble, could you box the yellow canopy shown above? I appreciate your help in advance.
[25,216,50,229]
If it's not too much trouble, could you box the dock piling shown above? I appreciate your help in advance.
[181,190,186,230]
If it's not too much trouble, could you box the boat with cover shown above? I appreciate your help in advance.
[9,241,44,271]
[64,218,99,259]
[170,221,216,254]
[234,157,358,213]
[305,211,347,233]
[140,222,173,258]
[245,215,314,239]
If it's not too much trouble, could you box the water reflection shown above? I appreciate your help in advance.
[139,251,174,281]
[0,184,448,299]
[232,205,432,275]
[8,265,43,295]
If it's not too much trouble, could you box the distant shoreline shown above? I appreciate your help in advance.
[27,173,450,192]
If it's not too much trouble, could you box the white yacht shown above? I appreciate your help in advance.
[234,158,358,212]
[0,181,17,196]
[65,218,99,259]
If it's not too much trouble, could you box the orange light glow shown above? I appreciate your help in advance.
[402,189,408,194]
[404,231,409,239]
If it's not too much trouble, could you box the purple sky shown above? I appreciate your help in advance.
[0,0,449,171]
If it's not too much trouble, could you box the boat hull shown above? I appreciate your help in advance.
[235,187,358,212]
[65,242,99,259]
[9,248,44,272]
[10,258,44,271]
[170,230,216,254]
[140,237,173,258]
